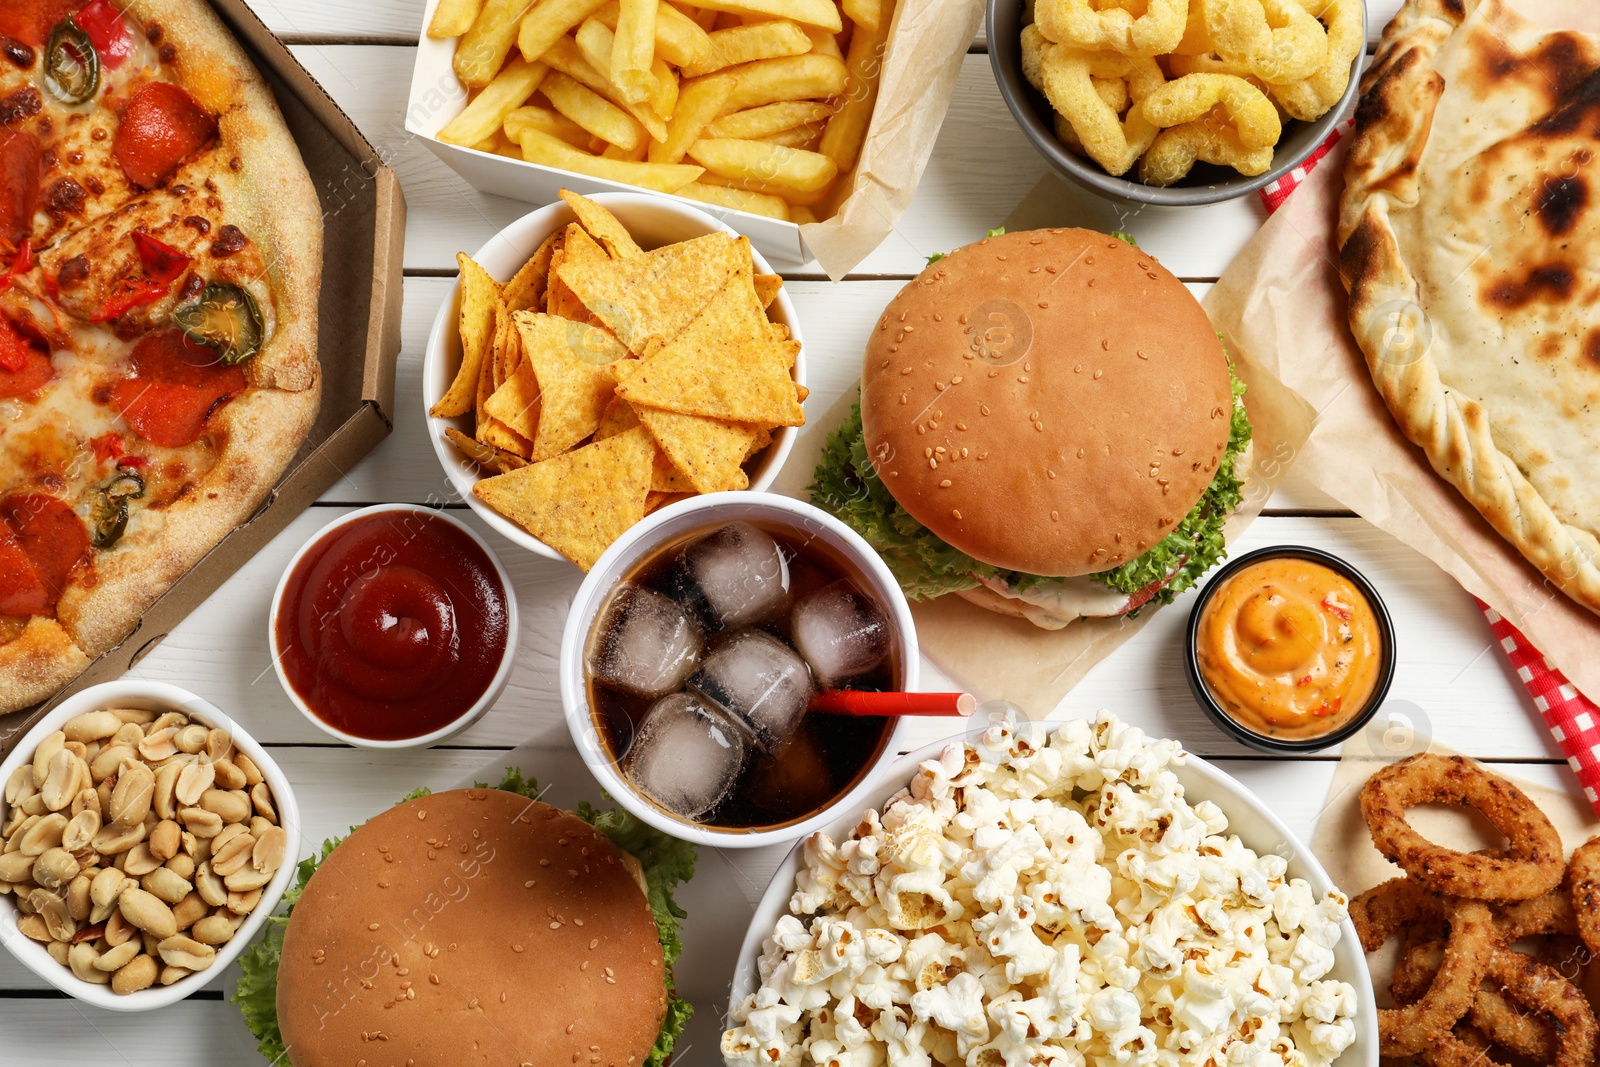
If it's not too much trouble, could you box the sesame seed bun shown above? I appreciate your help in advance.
[860,228,1233,577]
[276,789,665,1067]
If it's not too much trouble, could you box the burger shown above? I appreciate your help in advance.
[232,772,694,1067]
[811,227,1252,629]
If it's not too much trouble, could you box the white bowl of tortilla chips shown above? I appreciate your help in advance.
[423,189,807,569]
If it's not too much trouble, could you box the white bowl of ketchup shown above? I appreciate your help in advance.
[268,504,518,748]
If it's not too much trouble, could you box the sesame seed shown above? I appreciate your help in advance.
[513,944,524,952]
[956,422,967,431]
[916,424,926,435]
[540,858,550,867]
[1100,339,1110,351]
[1047,470,1056,479]
[1039,301,1048,308]
[900,394,907,404]
[980,405,990,416]
[590,938,599,949]
[1051,511,1060,521]
[1018,376,1030,383]
[900,366,912,375]
[939,479,952,487]
[550,922,562,929]
[952,509,962,520]
[369,923,379,931]
[1137,350,1149,360]
[928,458,938,469]
[524,881,534,889]
[416,810,426,820]
[1093,370,1103,380]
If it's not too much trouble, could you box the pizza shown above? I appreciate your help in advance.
[1339,0,1600,618]
[0,0,323,714]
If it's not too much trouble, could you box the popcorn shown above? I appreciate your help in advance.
[725,711,1361,1067]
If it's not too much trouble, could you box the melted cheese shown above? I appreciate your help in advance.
[973,573,1133,629]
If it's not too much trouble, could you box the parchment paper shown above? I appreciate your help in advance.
[773,181,1312,715]
[1310,739,1600,992]
[1202,1,1600,704]
[798,0,985,280]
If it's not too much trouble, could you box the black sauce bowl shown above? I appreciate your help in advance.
[1184,546,1398,754]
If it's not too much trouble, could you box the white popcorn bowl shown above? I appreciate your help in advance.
[728,726,1380,1066]
[422,191,806,565]
[561,492,919,850]
[0,680,301,1011]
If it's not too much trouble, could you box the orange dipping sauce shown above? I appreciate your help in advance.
[1196,557,1383,741]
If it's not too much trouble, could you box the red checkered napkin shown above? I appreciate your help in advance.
[1257,123,1600,811]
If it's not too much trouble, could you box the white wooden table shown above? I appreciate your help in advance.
[3,0,1575,1060]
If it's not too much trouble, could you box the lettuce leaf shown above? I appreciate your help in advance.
[231,772,697,1067]
[808,365,1250,607]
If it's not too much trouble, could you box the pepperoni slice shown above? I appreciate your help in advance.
[0,318,51,396]
[113,82,217,190]
[0,0,78,48]
[110,327,245,447]
[0,494,88,616]
[0,129,41,254]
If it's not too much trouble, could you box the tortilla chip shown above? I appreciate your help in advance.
[513,311,619,461]
[498,304,525,382]
[560,189,644,259]
[474,304,503,437]
[446,427,527,473]
[594,395,642,439]
[481,416,533,460]
[646,491,693,514]
[555,231,750,351]
[431,253,501,417]
[473,426,655,571]
[484,361,541,443]
[504,232,559,313]
[754,273,782,309]
[615,337,804,427]
[634,405,758,493]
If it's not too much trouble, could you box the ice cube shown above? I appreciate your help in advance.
[669,522,791,628]
[689,628,814,752]
[622,693,746,820]
[790,580,891,688]
[588,584,704,698]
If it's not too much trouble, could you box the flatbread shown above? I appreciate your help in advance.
[1339,0,1600,616]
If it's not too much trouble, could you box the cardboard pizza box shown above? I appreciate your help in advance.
[0,0,407,756]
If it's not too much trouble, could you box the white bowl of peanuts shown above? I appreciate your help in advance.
[0,681,299,1011]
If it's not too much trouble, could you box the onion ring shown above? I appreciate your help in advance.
[1350,882,1495,1057]
[1568,835,1600,958]
[1394,941,1558,1063]
[1495,887,1578,941]
[1359,754,1565,900]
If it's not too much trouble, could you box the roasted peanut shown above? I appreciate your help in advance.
[121,842,162,877]
[165,854,195,882]
[90,744,134,782]
[68,942,111,984]
[46,940,70,966]
[178,807,223,838]
[170,891,208,931]
[61,808,101,853]
[226,887,261,915]
[158,964,190,986]
[29,888,74,941]
[174,725,208,755]
[93,939,141,972]
[31,731,64,790]
[109,707,157,727]
[32,847,79,890]
[141,867,192,905]
[66,873,93,922]
[191,912,242,945]
[137,727,179,763]
[108,761,154,828]
[234,753,263,787]
[112,953,157,994]
[103,908,135,947]
[39,749,80,812]
[153,762,181,821]
[194,862,226,908]
[117,886,177,939]
[250,782,276,823]
[63,711,120,743]
[0,851,34,882]
[211,832,255,878]
[156,933,215,971]
[148,819,181,861]
[91,819,146,856]
[16,913,49,941]
[211,758,246,791]
[175,761,214,807]
[223,865,272,893]
[19,813,67,855]
[200,788,250,825]
[5,763,34,805]
[252,826,288,877]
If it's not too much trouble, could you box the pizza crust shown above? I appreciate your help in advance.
[1339,0,1600,617]
[0,619,92,715]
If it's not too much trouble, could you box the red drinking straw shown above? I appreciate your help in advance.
[809,691,977,717]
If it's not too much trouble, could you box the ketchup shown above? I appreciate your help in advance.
[275,511,509,741]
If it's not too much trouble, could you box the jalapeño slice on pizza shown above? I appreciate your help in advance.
[0,0,323,714]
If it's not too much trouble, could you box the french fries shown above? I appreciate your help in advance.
[440,0,888,221]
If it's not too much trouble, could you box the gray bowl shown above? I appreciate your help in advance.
[986,1,1366,206]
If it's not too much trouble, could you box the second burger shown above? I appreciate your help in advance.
[811,227,1253,629]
